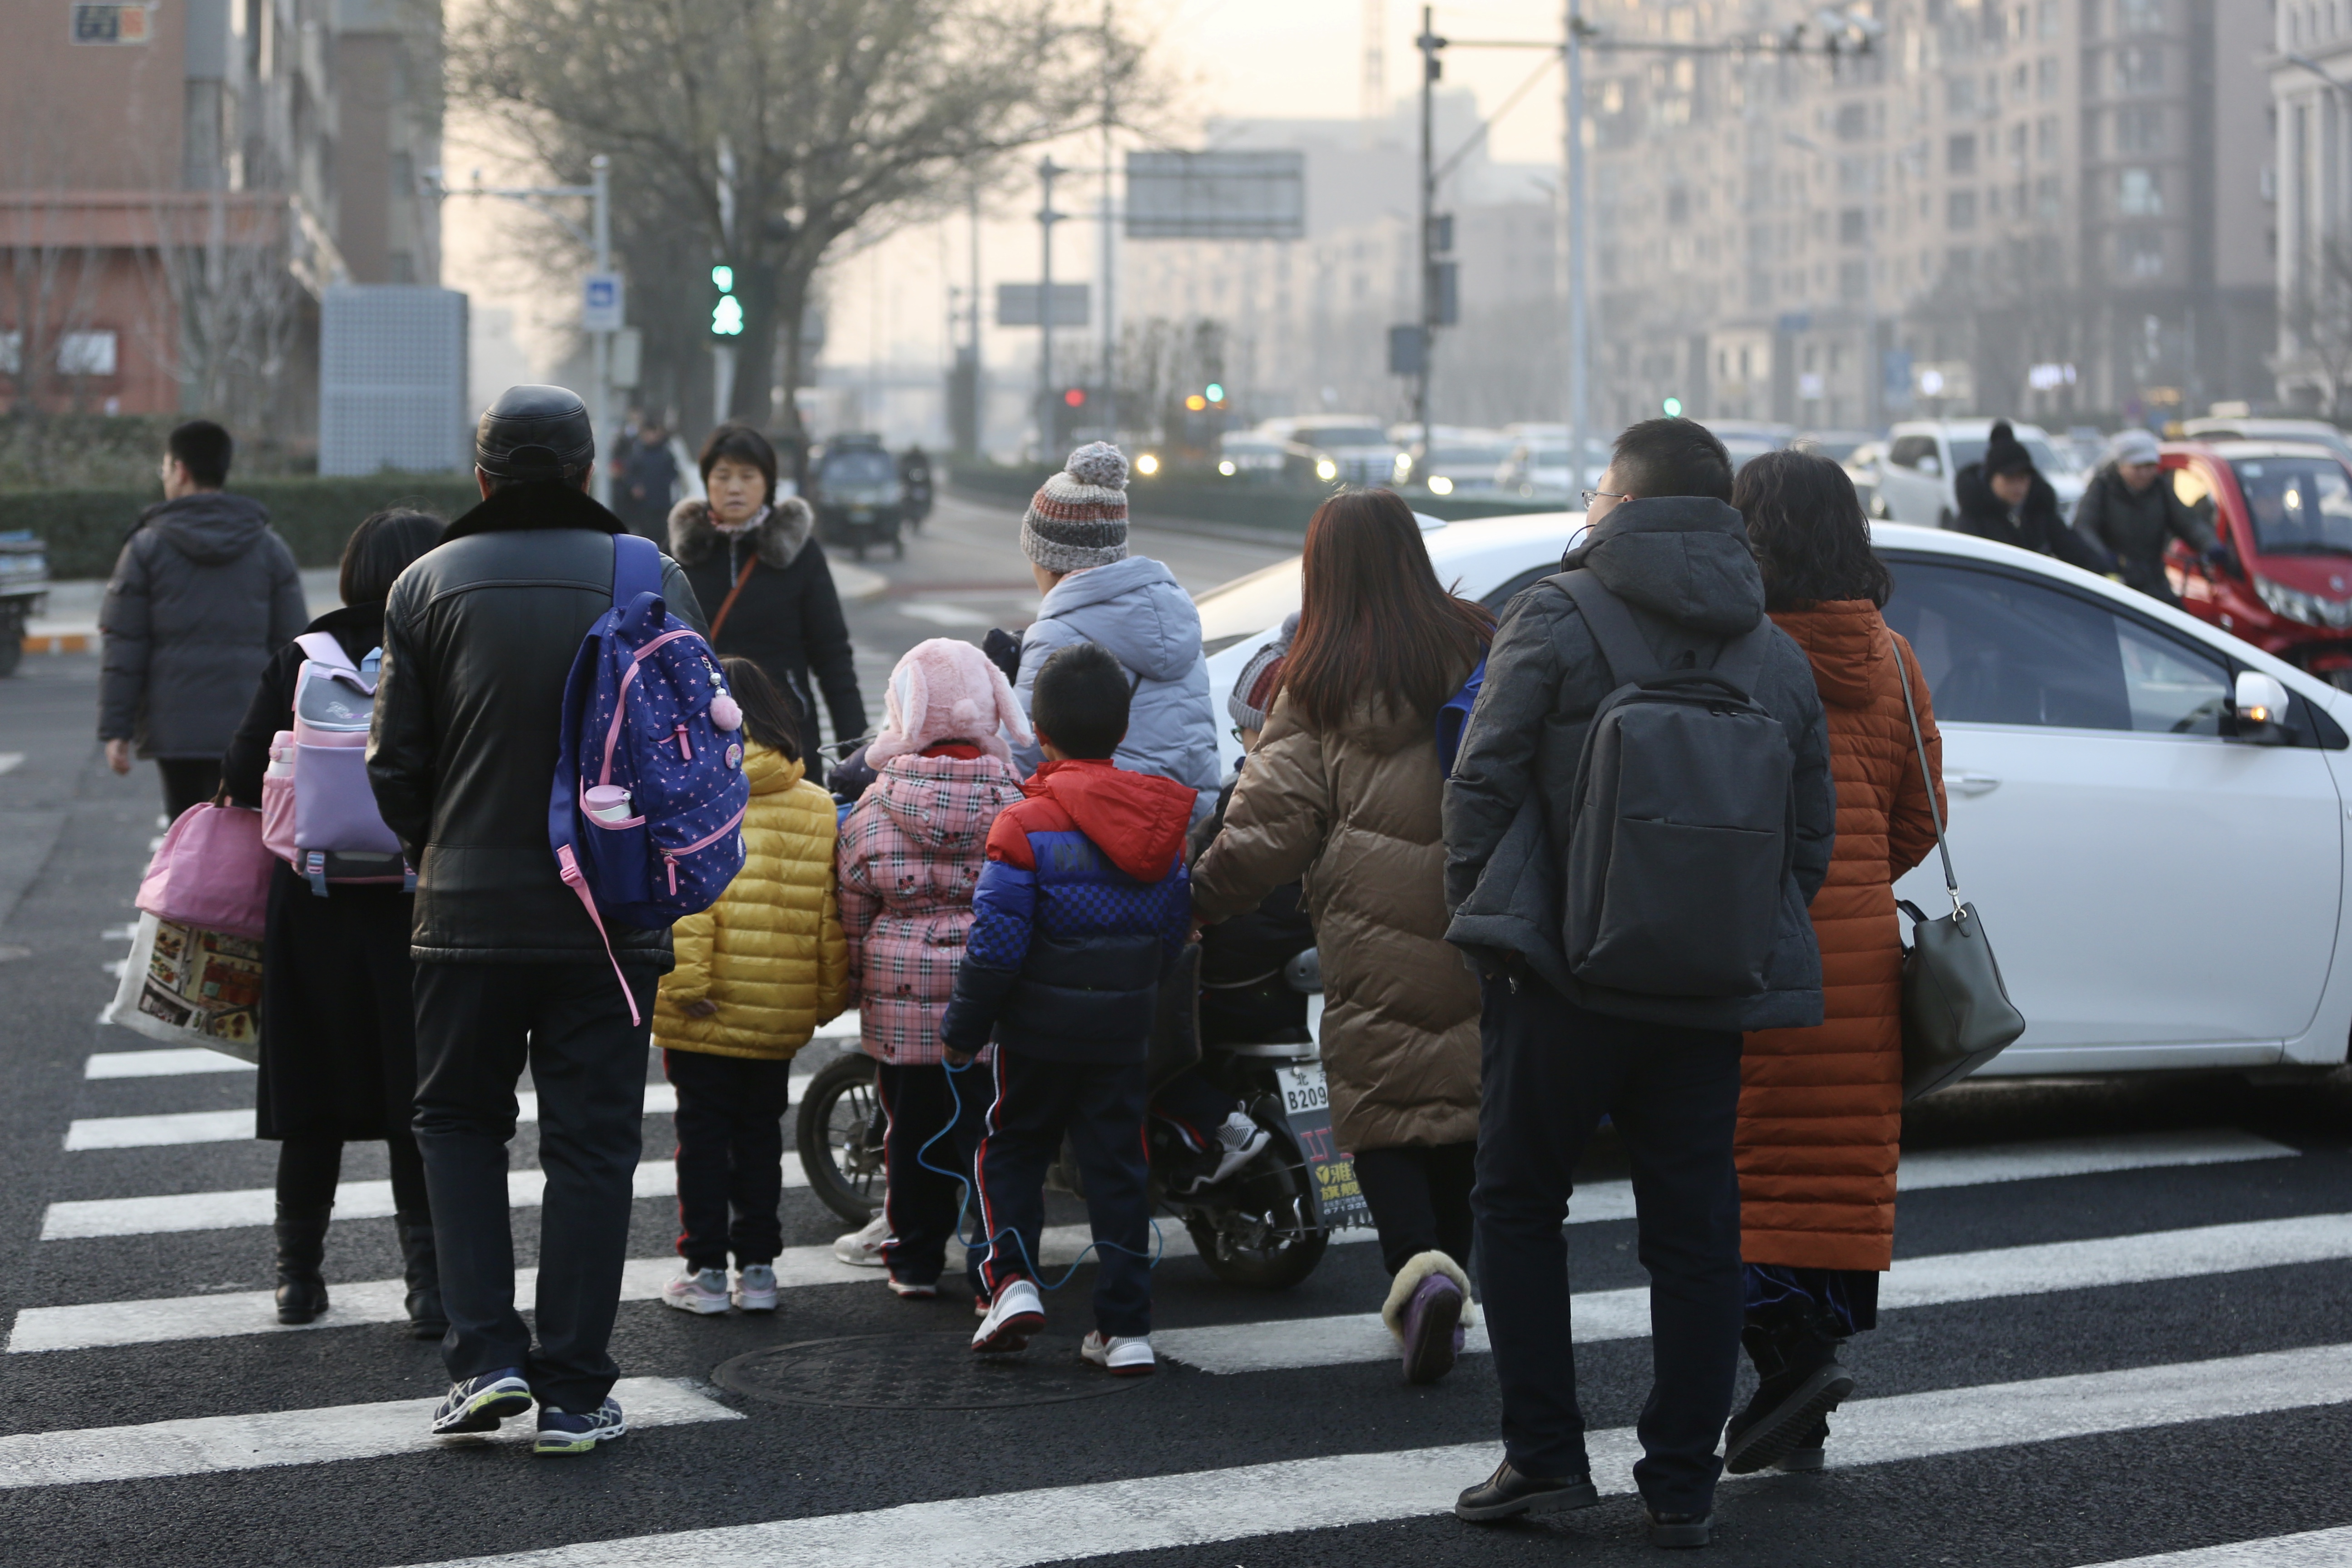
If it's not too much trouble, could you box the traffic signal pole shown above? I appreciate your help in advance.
[1417,8,1441,459]
[1037,157,1064,456]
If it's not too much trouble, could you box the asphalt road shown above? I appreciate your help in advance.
[0,499,2349,1567]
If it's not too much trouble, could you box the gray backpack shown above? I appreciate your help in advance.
[1552,571,1793,999]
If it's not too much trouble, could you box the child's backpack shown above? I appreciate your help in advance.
[259,632,411,895]
[549,533,750,1022]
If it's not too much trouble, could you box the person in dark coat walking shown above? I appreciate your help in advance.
[101,420,307,818]
[669,424,867,772]
[368,385,707,1454]
[899,444,935,529]
[1949,420,2112,575]
[1443,418,1837,1549]
[2073,428,2216,602]
[222,509,446,1335]
[614,417,682,539]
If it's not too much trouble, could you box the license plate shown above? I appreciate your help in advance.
[1276,1063,1330,1116]
[1272,1062,1371,1229]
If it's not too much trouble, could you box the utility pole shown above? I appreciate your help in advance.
[1417,7,1444,456]
[1099,1,1119,442]
[713,138,739,427]
[1038,156,1065,455]
[1565,0,1589,495]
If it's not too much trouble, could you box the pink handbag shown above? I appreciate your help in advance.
[136,802,273,940]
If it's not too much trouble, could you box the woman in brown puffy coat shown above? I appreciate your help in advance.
[1722,450,1945,1475]
[1192,488,1489,1386]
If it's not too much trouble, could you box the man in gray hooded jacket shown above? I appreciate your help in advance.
[1442,418,1835,1548]
[99,420,306,818]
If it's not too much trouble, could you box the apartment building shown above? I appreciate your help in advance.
[1586,0,2272,428]
[0,0,440,429]
[2272,0,2352,412]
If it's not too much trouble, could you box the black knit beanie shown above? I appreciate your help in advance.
[1984,420,2034,478]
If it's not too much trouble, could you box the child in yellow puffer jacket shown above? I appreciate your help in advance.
[654,657,847,1316]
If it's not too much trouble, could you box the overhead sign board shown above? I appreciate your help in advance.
[581,272,625,333]
[1125,151,1305,241]
[71,3,153,43]
[995,282,1089,328]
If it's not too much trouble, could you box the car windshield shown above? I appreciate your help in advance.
[2230,458,2352,556]
[1194,558,1303,646]
[1429,446,1508,467]
[1300,427,1386,449]
[1948,435,2069,475]
[1799,436,1866,461]
[821,451,894,486]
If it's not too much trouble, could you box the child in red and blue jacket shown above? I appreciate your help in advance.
[941,643,1195,1376]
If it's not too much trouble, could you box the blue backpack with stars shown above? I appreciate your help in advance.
[548,534,750,1020]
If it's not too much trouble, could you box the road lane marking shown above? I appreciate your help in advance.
[2077,1528,2352,1566]
[83,1048,256,1079]
[381,1342,2352,1567]
[64,1084,694,1151]
[0,1377,737,1490]
[1156,1210,2352,1372]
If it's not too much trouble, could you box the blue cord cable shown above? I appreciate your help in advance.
[910,1054,1161,1293]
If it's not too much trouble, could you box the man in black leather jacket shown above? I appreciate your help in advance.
[368,385,706,1453]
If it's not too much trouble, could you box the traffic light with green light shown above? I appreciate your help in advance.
[709,264,745,341]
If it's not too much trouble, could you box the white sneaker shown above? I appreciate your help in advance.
[1182,1110,1273,1192]
[833,1212,891,1267]
[1081,1330,1156,1376]
[661,1266,731,1315]
[970,1277,1045,1353]
[732,1263,778,1312]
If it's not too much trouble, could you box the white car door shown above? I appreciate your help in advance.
[1882,554,2344,1071]
[1879,435,1942,526]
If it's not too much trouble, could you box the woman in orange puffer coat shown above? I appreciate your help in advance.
[1722,450,1946,1476]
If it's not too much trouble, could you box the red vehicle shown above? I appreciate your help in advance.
[2163,439,2352,688]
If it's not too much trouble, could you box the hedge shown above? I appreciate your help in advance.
[0,475,485,580]
[946,461,1554,537]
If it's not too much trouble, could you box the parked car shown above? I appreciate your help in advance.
[1280,416,1406,488]
[1194,510,2352,1083]
[1406,433,1515,496]
[808,435,905,560]
[2161,440,2352,689]
[1836,438,1886,516]
[0,531,47,678]
[1877,418,2087,527]
[2180,415,2352,473]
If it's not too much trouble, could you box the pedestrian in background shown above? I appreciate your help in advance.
[832,638,1029,1293]
[1191,490,1487,1386]
[1446,419,1835,1548]
[1949,420,2111,575]
[614,415,682,540]
[670,424,867,777]
[369,385,707,1455]
[1726,449,1945,1475]
[654,658,847,1318]
[101,419,306,819]
[1010,443,1220,823]
[220,508,445,1336]
[2074,428,2216,603]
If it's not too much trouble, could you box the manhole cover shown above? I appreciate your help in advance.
[712,1331,1147,1410]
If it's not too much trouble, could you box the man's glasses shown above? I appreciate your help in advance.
[1580,490,1625,509]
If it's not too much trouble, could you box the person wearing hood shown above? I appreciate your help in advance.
[1725,450,1946,1476]
[832,638,1030,1292]
[2073,427,2216,603]
[945,643,1198,1377]
[101,419,307,819]
[1010,443,1219,823]
[670,424,867,777]
[1949,419,2112,575]
[1443,418,1835,1549]
[1191,489,1490,1388]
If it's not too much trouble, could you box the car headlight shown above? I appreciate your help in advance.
[1315,456,1338,482]
[2254,574,2352,628]
[1428,475,1455,496]
[1218,459,1237,476]
[1135,452,1160,477]
[1393,454,1413,480]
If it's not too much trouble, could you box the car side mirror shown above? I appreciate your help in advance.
[2233,670,2292,739]
[1283,948,1322,994]
[1916,455,1942,479]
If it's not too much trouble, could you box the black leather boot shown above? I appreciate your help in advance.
[1722,1307,1853,1475]
[396,1212,447,1340]
[273,1202,332,1325]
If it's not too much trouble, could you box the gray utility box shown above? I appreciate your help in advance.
[318,286,469,475]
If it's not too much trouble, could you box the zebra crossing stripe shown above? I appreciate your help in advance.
[64,1083,693,1151]
[2075,1528,2352,1566]
[0,1377,739,1490]
[83,1048,254,1079]
[1157,1209,2352,1371]
[381,1341,2352,1568]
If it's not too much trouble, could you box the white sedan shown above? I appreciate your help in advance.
[1192,513,2352,1083]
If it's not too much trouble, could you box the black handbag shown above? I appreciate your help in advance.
[1892,640,2027,1100]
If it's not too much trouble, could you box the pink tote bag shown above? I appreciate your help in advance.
[136,802,273,940]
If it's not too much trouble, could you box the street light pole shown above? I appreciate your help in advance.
[1038,156,1064,455]
[1566,0,1589,493]
[1418,7,1441,455]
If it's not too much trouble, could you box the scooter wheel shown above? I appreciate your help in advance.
[796,1053,886,1222]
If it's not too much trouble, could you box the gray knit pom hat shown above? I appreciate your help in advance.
[1022,442,1131,572]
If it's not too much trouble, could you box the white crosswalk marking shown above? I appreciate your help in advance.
[2078,1528,2352,1566]
[64,1083,691,1150]
[83,1047,255,1079]
[380,1343,2352,1568]
[0,1377,738,1489]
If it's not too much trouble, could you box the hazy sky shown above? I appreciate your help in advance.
[446,2,1576,412]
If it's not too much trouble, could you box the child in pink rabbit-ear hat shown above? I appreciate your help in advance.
[833,639,1030,1300]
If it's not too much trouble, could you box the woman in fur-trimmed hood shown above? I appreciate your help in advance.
[671,424,868,772]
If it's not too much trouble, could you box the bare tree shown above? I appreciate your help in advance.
[451,0,1146,436]
[2283,238,2352,423]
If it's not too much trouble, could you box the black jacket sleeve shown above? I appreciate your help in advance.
[96,532,152,743]
[662,554,709,635]
[365,585,438,865]
[799,549,868,743]
[220,643,302,809]
[1444,587,1566,914]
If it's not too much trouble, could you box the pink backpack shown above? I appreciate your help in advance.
[260,631,411,896]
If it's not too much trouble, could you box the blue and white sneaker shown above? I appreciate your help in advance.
[430,1368,534,1435]
[534,1395,627,1455]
